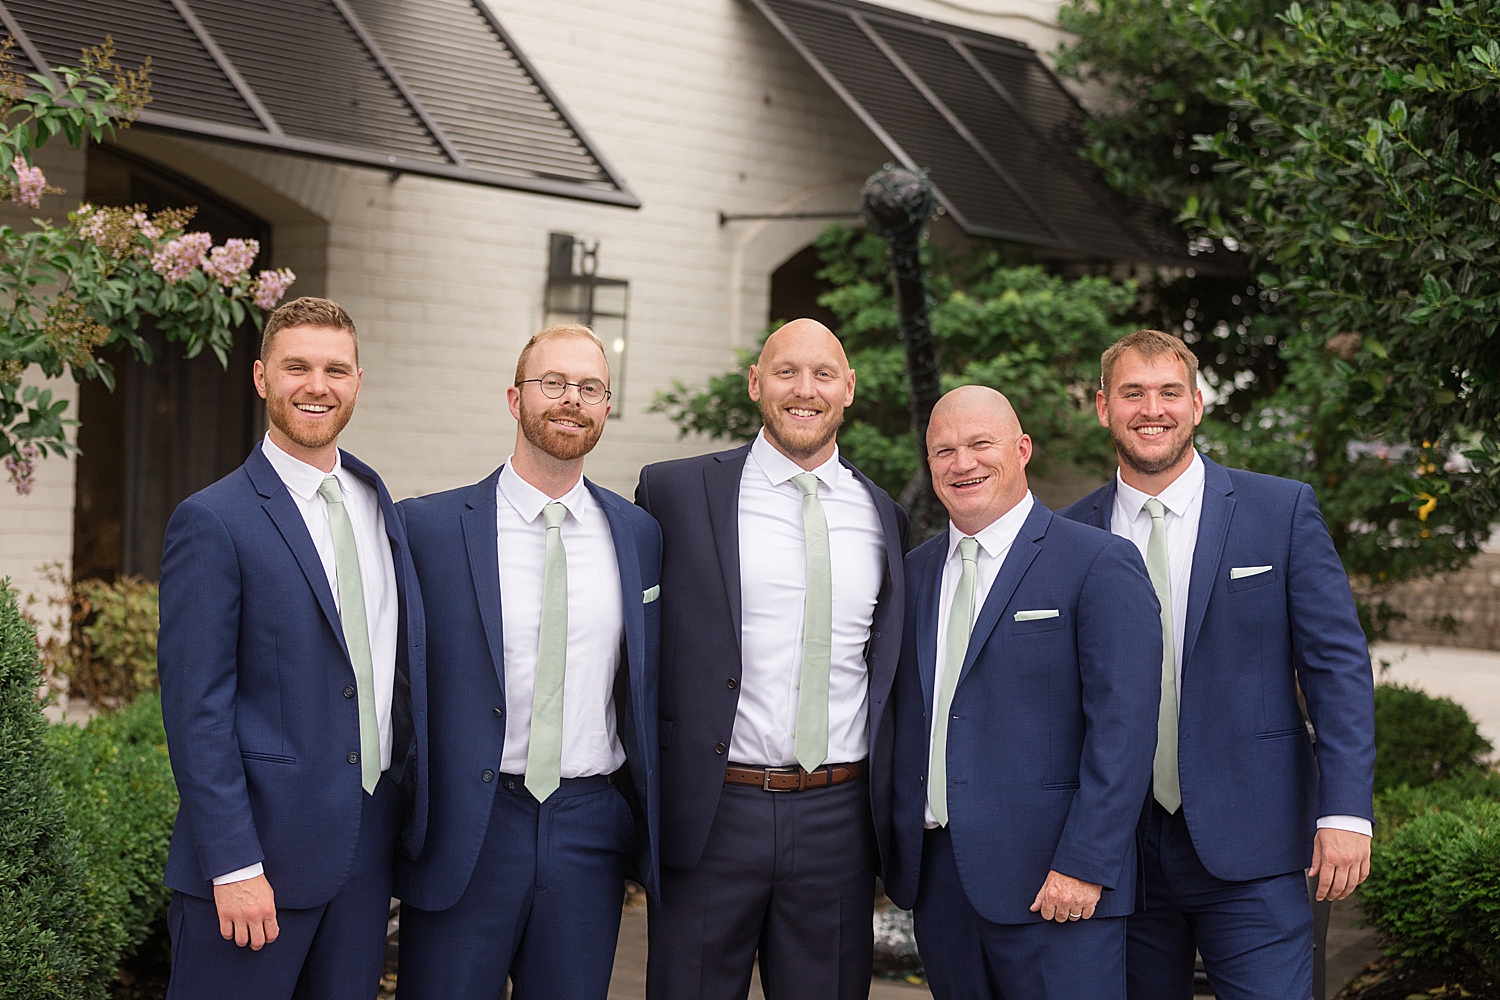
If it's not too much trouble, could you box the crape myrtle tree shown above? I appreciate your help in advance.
[652,226,1138,527]
[0,39,295,495]
[1056,0,1500,629]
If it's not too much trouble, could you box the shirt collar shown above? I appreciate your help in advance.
[261,432,342,502]
[947,491,1034,561]
[749,428,842,493]
[1115,450,1205,520]
[498,457,592,524]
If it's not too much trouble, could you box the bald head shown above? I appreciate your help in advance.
[748,317,857,470]
[758,318,849,371]
[926,385,1032,535]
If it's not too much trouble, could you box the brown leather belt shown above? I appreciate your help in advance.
[724,760,867,792]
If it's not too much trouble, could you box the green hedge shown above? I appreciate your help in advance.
[1363,798,1500,975]
[0,585,178,999]
[1374,682,1493,792]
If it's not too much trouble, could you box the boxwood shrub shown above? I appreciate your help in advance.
[1373,683,1493,792]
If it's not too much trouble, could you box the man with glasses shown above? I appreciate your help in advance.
[393,324,662,1000]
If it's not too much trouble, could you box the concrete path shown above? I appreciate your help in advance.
[1371,642,1500,749]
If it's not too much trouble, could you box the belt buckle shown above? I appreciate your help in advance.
[763,765,800,792]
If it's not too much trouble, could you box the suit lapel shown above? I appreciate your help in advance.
[957,502,1050,688]
[1180,458,1235,672]
[247,445,348,660]
[593,482,646,710]
[915,540,942,720]
[462,469,507,692]
[703,447,750,650]
[1091,478,1118,532]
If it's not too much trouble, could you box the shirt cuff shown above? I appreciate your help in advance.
[212,863,265,886]
[1316,815,1372,837]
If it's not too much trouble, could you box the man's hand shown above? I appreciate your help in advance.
[1308,828,1371,901]
[214,874,279,950]
[1029,870,1103,923]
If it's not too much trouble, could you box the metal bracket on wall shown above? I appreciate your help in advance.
[718,211,863,226]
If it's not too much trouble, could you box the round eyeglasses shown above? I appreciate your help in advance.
[517,372,611,405]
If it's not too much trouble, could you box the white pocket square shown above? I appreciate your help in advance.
[1230,566,1273,580]
[643,585,660,604]
[1014,609,1060,621]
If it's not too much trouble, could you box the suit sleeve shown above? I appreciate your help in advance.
[635,463,653,515]
[1286,483,1376,822]
[158,498,265,883]
[1051,537,1161,889]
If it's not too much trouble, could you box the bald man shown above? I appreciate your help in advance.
[637,319,908,1000]
[884,387,1161,1000]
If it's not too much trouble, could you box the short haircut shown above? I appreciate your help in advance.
[513,324,608,385]
[261,296,358,361]
[1100,329,1199,395]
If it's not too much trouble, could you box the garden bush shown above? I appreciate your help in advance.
[1374,769,1500,845]
[1362,799,1500,976]
[0,584,93,998]
[1373,683,1493,792]
[39,571,159,709]
[46,693,177,996]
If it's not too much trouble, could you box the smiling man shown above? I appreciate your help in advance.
[158,297,427,1000]
[393,324,661,1000]
[636,319,908,1000]
[885,386,1160,1000]
[1058,329,1376,1000]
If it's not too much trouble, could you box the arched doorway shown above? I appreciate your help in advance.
[768,243,842,333]
[72,145,270,581]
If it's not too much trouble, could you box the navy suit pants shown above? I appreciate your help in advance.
[165,774,398,1000]
[1127,801,1313,1000]
[395,773,634,1000]
[913,827,1126,1000]
[646,774,877,1000]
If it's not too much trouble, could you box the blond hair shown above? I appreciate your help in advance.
[261,296,358,361]
[513,324,608,385]
[1100,329,1199,394]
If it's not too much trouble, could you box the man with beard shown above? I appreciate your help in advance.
[158,297,427,1000]
[394,324,661,1000]
[1058,329,1375,1000]
[637,318,907,1000]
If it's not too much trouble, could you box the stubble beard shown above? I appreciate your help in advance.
[1111,421,1196,477]
[266,386,353,450]
[760,398,843,463]
[520,400,603,461]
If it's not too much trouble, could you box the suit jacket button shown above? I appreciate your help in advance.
[347,752,359,764]
[343,686,355,699]
[493,706,504,717]
[482,770,495,782]
[726,678,737,690]
[715,742,727,754]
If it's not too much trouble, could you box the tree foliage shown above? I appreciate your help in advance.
[0,39,295,492]
[653,227,1137,503]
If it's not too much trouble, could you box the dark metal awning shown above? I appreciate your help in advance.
[747,0,1192,265]
[0,0,639,207]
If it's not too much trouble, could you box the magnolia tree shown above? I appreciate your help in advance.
[0,40,295,494]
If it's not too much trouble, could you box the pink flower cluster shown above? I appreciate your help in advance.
[11,156,46,209]
[203,238,261,287]
[151,232,213,282]
[5,442,39,495]
[134,211,162,240]
[253,268,297,310]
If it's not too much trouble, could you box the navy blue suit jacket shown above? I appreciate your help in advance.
[887,501,1161,925]
[635,444,909,871]
[393,468,662,910]
[1058,455,1376,881]
[159,443,429,908]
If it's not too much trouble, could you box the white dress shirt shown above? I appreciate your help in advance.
[734,430,887,766]
[218,434,400,884]
[925,492,1034,827]
[1111,452,1371,837]
[496,460,627,778]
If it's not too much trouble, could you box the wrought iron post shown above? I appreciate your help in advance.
[860,165,945,540]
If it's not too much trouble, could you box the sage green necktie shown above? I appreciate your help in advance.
[1145,498,1181,813]
[791,472,832,773]
[526,501,569,802]
[318,475,381,795]
[929,535,979,827]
